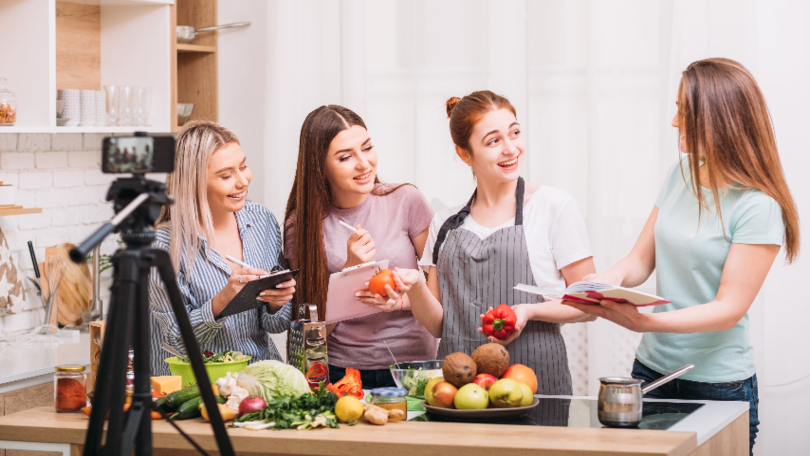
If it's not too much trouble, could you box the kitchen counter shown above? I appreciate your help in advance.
[0,332,90,393]
[0,396,749,456]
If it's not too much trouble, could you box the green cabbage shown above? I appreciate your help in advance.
[236,360,311,401]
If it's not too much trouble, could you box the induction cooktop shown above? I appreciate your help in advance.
[412,397,704,430]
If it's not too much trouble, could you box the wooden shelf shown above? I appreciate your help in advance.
[0,207,42,217]
[176,43,216,53]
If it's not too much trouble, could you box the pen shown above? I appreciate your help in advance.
[338,220,357,232]
[225,254,255,269]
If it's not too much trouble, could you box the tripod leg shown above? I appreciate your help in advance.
[83,254,137,456]
[133,263,153,456]
[150,248,235,456]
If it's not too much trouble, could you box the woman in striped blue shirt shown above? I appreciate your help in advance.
[149,121,295,375]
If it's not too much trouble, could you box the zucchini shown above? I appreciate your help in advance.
[166,385,199,408]
[173,397,203,419]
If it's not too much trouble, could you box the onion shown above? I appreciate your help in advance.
[238,395,267,417]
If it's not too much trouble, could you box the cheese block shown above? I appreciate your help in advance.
[151,376,182,396]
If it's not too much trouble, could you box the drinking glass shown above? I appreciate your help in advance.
[104,85,119,126]
[118,86,134,126]
[135,86,152,126]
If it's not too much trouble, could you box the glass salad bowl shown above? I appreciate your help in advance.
[389,360,443,398]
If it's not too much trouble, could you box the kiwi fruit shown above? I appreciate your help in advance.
[471,343,510,378]
[442,352,477,387]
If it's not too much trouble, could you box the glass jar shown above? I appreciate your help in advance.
[370,387,407,420]
[54,365,86,412]
[0,78,16,126]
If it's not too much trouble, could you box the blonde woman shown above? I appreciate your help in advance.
[149,121,295,375]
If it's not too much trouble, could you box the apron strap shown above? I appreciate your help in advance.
[432,177,525,264]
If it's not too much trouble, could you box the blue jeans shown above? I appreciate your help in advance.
[328,364,396,390]
[632,359,759,455]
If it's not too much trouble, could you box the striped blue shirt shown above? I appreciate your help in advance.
[148,201,292,375]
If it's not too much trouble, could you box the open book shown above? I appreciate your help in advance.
[514,282,671,307]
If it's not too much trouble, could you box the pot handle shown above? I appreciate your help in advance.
[196,22,251,33]
[641,364,695,395]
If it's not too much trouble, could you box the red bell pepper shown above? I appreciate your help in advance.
[326,367,364,399]
[482,304,517,340]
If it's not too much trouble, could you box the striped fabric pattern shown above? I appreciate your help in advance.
[436,227,572,396]
[148,201,292,375]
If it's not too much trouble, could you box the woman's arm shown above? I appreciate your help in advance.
[585,207,658,287]
[566,243,780,333]
[530,257,598,324]
[395,267,444,338]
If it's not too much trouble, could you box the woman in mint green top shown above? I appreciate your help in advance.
[565,58,800,455]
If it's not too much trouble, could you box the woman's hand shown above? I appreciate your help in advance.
[477,304,532,346]
[355,268,415,312]
[257,279,296,313]
[212,267,267,316]
[562,300,650,332]
[343,225,376,269]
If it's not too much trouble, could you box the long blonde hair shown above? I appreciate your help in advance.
[156,121,240,271]
[677,58,800,263]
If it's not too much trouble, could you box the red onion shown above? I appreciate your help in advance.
[238,395,267,417]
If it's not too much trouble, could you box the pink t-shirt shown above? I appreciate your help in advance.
[287,184,438,370]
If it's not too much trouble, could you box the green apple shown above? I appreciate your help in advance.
[518,383,533,406]
[454,383,489,410]
[424,376,444,404]
[489,378,523,408]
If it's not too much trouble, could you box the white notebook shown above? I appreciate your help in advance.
[514,282,671,307]
[324,260,389,323]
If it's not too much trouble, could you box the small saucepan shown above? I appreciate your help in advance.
[597,363,695,427]
[176,22,250,44]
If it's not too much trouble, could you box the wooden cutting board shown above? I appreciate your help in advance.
[39,243,92,327]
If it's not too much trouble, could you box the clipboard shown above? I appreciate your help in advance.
[324,260,389,323]
[218,269,300,318]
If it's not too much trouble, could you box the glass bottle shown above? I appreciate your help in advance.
[0,78,16,126]
[54,365,86,412]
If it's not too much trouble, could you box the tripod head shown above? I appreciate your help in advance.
[70,175,173,261]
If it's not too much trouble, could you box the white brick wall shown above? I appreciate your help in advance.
[0,133,121,335]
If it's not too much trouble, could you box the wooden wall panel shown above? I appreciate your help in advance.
[177,52,218,124]
[55,2,101,91]
[176,0,217,47]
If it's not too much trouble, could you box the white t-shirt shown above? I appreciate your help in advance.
[419,186,592,291]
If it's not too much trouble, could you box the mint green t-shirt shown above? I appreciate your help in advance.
[635,158,784,383]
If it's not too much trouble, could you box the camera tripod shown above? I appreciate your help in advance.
[70,175,234,456]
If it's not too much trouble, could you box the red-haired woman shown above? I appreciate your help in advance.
[284,105,438,389]
[394,91,596,395]
[563,59,800,454]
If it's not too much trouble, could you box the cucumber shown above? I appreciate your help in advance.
[173,395,226,420]
[154,396,174,415]
[166,385,199,408]
[173,397,203,419]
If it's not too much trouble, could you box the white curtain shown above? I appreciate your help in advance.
[262,1,810,453]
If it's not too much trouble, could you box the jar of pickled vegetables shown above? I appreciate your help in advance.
[370,387,407,420]
[0,78,16,126]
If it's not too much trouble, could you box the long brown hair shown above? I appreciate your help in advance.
[446,90,516,151]
[677,58,799,263]
[284,105,406,320]
[156,121,240,271]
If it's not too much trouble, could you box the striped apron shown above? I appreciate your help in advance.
[434,177,572,395]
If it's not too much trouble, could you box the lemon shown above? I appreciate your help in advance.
[335,396,364,423]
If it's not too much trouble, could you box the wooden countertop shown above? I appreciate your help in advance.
[0,406,700,456]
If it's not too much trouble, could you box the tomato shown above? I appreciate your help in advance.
[368,269,396,297]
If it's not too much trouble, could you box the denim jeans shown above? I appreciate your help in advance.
[632,359,759,456]
[328,364,396,390]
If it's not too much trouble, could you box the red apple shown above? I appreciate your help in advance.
[428,381,458,408]
[472,373,498,391]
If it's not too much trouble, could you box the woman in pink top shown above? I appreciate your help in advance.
[284,105,438,388]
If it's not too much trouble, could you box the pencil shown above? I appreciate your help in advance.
[338,220,357,232]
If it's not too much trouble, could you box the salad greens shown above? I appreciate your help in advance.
[180,350,246,364]
[233,382,339,430]
[399,367,432,398]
